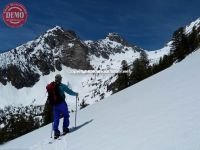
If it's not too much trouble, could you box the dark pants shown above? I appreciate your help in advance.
[53,101,69,134]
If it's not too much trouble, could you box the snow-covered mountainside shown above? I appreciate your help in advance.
[1,17,200,110]
[185,17,200,34]
[2,47,200,150]
[86,32,168,69]
[0,26,91,89]
[0,26,168,110]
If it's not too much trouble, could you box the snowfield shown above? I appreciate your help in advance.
[1,48,200,150]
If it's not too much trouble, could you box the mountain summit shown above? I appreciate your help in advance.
[0,26,92,88]
[106,32,130,46]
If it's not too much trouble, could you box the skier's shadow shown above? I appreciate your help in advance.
[69,119,93,133]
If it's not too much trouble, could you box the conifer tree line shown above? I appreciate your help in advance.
[110,25,200,93]
[0,104,44,144]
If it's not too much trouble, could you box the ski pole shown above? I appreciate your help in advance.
[51,122,53,138]
[50,109,54,138]
[75,96,78,128]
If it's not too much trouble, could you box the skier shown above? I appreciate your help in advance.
[47,74,78,139]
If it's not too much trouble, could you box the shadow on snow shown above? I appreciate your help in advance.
[69,119,93,133]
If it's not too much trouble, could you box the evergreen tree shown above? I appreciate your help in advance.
[130,51,150,84]
[0,105,41,144]
[188,26,199,53]
[171,27,189,62]
[115,60,130,92]
[107,60,130,93]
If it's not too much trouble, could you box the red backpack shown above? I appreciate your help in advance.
[46,82,64,105]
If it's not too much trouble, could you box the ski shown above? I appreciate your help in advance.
[48,132,68,144]
[49,138,60,144]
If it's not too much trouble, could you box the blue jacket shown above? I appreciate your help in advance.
[59,83,77,99]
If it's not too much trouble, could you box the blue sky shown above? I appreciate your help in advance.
[0,0,199,52]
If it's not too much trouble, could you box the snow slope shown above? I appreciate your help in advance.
[1,47,200,150]
[185,17,200,34]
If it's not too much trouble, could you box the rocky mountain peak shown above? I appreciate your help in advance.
[105,32,134,48]
[106,32,125,44]
[41,26,79,49]
[0,26,92,89]
[44,26,77,38]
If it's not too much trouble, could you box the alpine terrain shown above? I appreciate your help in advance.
[0,17,200,146]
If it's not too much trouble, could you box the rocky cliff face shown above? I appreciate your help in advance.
[0,26,92,89]
[0,26,144,89]
[42,28,92,70]
[85,33,143,59]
